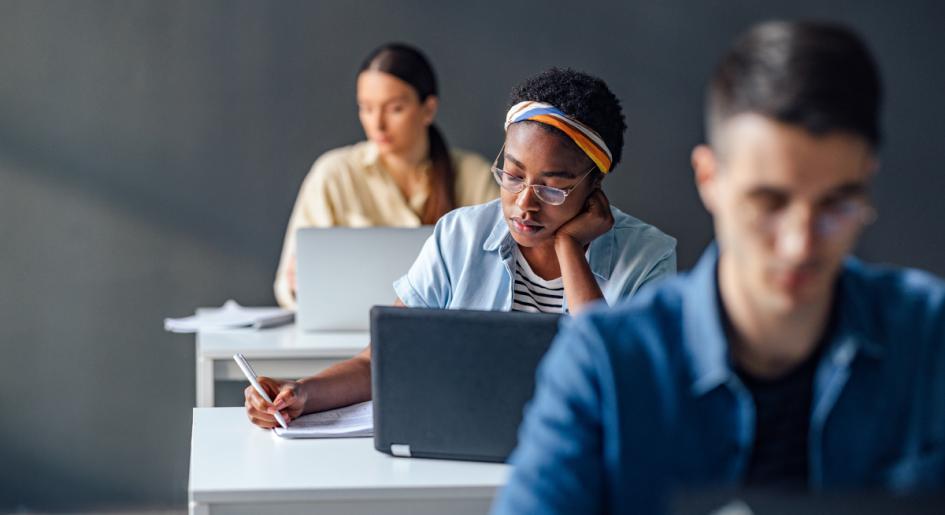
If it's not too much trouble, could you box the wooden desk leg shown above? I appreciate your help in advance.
[196,355,215,407]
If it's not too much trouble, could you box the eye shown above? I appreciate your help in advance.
[820,195,860,216]
[503,172,525,184]
[749,191,788,213]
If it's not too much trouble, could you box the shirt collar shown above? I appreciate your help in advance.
[682,244,732,396]
[360,140,381,167]
[830,256,886,359]
[682,244,886,397]
[481,206,616,281]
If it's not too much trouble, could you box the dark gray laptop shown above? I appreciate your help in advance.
[370,306,562,462]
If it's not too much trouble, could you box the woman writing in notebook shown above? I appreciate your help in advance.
[248,68,677,428]
[274,43,498,309]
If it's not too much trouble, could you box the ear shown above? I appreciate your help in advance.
[692,144,720,215]
[422,95,439,126]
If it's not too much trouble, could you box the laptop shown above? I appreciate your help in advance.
[370,306,562,462]
[296,227,433,332]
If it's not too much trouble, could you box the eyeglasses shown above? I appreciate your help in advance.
[747,197,877,238]
[491,145,596,206]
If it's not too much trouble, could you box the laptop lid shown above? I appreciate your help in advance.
[370,306,562,462]
[296,227,433,332]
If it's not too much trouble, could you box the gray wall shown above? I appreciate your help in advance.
[1,0,943,511]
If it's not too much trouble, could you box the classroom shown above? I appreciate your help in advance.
[3,1,945,514]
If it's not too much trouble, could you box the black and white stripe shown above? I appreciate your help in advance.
[511,248,566,314]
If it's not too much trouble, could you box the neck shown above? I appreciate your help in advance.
[718,252,835,379]
[379,134,430,180]
[518,241,561,280]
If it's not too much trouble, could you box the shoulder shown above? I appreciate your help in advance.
[554,269,688,369]
[449,147,499,205]
[848,259,945,299]
[449,147,492,174]
[609,206,677,261]
[845,259,945,333]
[304,141,372,184]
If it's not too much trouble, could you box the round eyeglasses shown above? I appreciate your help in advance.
[491,146,596,206]
[748,198,877,239]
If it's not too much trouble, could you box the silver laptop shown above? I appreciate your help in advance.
[295,227,434,332]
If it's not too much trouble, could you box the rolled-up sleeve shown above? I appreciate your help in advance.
[393,219,453,308]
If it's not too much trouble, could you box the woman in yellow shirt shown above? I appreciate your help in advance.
[275,43,498,308]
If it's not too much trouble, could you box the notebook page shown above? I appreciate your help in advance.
[273,401,373,438]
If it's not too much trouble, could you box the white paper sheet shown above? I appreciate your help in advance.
[164,299,294,333]
[273,401,374,439]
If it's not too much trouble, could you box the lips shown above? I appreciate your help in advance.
[771,265,820,293]
[510,217,544,235]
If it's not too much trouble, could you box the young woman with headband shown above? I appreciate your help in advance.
[248,68,677,426]
[274,43,498,309]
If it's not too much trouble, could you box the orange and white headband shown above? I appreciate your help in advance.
[504,101,613,173]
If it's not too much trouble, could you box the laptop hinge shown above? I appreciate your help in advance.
[390,444,411,457]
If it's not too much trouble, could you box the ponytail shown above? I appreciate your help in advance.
[421,124,456,224]
[360,44,456,224]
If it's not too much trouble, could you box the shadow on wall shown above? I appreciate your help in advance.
[0,154,272,511]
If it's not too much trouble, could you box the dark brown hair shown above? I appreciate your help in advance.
[360,43,456,224]
[707,21,882,148]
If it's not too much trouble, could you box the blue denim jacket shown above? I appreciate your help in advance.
[393,199,677,310]
[494,244,945,514]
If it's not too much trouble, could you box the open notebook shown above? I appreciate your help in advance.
[273,401,373,439]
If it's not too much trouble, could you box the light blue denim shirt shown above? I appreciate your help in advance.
[494,244,945,515]
[393,199,676,310]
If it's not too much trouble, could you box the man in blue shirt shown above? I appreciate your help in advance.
[494,21,945,514]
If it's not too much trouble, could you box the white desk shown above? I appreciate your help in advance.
[189,408,509,515]
[195,324,366,407]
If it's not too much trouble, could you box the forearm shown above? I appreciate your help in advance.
[297,346,372,413]
[555,235,604,313]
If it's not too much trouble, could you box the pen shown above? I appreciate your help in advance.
[233,353,289,429]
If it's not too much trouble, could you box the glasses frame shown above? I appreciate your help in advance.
[490,145,597,206]
[747,197,878,239]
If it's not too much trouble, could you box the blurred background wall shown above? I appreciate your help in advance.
[1,0,943,511]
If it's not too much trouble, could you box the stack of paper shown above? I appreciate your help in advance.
[274,401,374,439]
[164,299,294,333]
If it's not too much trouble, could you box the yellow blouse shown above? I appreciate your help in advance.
[275,140,498,309]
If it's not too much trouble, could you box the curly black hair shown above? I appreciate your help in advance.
[508,68,626,172]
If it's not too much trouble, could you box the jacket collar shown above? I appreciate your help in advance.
[683,244,885,397]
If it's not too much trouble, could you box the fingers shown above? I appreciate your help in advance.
[256,376,282,398]
[244,394,277,429]
[271,386,296,412]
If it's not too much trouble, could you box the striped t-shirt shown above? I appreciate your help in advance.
[511,246,566,314]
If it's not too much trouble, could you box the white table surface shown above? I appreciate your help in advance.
[194,324,367,407]
[189,408,509,515]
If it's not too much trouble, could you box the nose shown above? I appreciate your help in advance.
[515,185,540,212]
[365,110,385,133]
[376,111,387,132]
[774,205,816,263]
